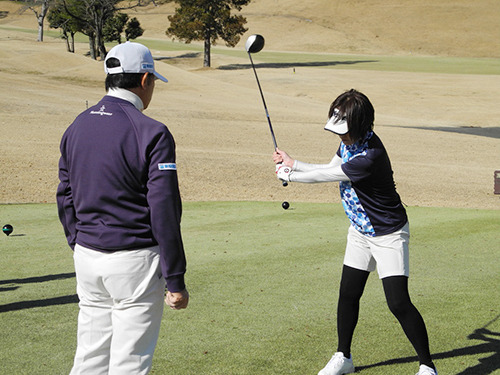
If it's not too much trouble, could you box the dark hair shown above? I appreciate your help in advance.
[105,57,153,91]
[328,89,374,142]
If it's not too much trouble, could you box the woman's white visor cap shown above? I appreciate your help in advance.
[324,108,348,135]
[104,41,168,82]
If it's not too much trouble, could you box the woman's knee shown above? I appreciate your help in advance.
[382,276,413,317]
[386,294,413,317]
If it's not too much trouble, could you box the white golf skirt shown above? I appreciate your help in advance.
[343,222,410,279]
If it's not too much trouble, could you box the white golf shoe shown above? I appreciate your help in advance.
[318,352,355,375]
[416,364,438,375]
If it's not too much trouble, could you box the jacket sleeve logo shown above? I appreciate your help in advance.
[158,163,177,171]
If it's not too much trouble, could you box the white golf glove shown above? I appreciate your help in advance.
[275,164,292,182]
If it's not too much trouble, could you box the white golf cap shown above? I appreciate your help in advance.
[104,41,168,82]
[324,108,348,135]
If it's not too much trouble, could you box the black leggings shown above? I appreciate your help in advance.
[336,265,434,368]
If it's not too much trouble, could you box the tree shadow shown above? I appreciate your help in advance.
[356,316,500,374]
[155,52,201,61]
[385,124,500,140]
[0,286,18,292]
[0,272,78,312]
[218,60,378,71]
[0,272,75,286]
[0,294,79,313]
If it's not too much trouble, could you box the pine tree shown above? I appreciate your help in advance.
[166,0,250,67]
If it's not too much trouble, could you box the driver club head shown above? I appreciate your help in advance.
[245,34,265,53]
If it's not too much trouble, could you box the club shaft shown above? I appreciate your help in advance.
[248,53,278,150]
[247,51,288,187]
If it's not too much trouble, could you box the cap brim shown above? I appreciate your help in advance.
[324,116,348,134]
[154,71,168,82]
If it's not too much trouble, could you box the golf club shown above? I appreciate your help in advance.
[245,34,288,187]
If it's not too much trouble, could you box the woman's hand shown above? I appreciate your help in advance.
[273,148,294,167]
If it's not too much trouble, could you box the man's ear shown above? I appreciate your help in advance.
[140,73,149,89]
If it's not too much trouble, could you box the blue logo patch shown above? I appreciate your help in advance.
[158,163,176,171]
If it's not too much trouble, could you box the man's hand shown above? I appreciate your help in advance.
[165,289,189,310]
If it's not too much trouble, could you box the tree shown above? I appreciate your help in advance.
[62,0,118,59]
[20,0,54,42]
[125,17,144,41]
[166,0,250,67]
[103,14,144,43]
[103,12,129,44]
[58,0,153,60]
[48,0,85,52]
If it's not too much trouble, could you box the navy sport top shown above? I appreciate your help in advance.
[338,132,407,237]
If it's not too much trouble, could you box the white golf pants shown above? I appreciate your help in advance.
[70,244,166,375]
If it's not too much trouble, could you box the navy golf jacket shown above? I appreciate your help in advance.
[57,95,186,292]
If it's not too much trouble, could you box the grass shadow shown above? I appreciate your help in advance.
[218,60,378,70]
[0,272,75,286]
[0,294,79,313]
[386,125,500,140]
[356,316,500,374]
[0,286,18,292]
[0,272,78,312]
[155,52,201,61]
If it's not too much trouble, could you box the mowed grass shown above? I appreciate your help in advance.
[0,202,498,375]
[1,25,499,75]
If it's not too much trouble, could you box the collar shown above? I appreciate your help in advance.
[345,131,374,151]
[107,88,144,111]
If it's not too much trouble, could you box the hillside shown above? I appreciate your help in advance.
[1,0,499,57]
[239,0,500,58]
[134,0,500,57]
[0,0,499,209]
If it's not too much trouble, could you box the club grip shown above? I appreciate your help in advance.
[276,162,288,187]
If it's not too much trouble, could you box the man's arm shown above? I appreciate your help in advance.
[56,143,78,249]
[146,129,187,293]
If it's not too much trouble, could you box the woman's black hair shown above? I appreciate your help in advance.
[328,89,374,142]
[105,57,153,91]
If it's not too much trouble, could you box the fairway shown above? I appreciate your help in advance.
[0,1,499,373]
[0,202,498,374]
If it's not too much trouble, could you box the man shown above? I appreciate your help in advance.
[57,41,189,374]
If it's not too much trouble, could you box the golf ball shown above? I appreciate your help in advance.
[2,224,13,236]
[282,201,290,210]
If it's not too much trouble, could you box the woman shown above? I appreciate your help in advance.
[273,89,437,375]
